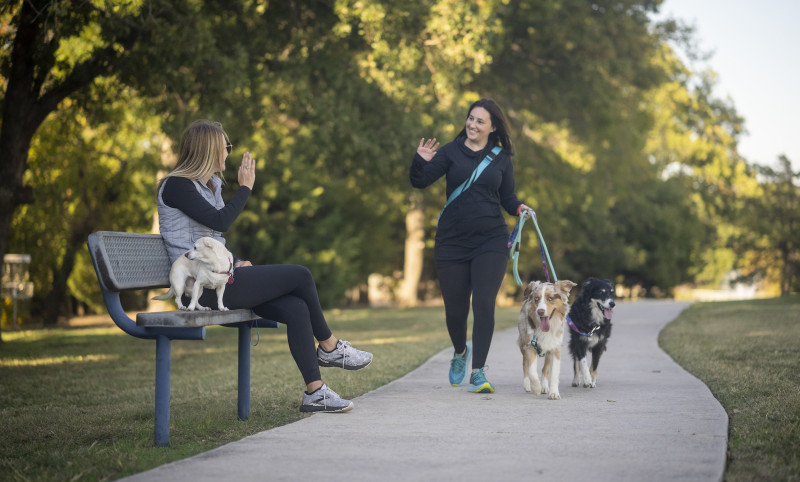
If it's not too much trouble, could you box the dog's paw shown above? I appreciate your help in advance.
[523,378,532,392]
[218,306,229,311]
[571,381,579,387]
[197,305,211,311]
[548,391,561,400]
[583,382,593,388]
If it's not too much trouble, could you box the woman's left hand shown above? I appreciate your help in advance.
[235,260,252,268]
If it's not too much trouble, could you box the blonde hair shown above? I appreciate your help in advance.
[158,120,229,191]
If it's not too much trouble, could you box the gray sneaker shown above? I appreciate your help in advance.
[317,339,373,370]
[300,384,354,413]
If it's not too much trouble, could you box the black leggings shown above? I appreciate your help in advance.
[435,251,508,370]
[193,264,331,385]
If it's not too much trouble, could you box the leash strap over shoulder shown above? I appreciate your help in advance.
[438,146,502,225]
[508,209,558,286]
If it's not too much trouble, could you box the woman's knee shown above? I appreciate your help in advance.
[254,295,309,323]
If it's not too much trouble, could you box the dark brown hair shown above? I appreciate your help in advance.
[456,98,514,155]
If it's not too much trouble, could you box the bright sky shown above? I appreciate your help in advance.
[653,0,800,170]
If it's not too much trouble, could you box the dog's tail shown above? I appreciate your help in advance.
[151,288,175,301]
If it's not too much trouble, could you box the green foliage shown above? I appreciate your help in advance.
[734,156,800,295]
[4,0,794,317]
[10,79,164,315]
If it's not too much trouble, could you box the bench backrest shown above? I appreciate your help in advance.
[88,231,172,292]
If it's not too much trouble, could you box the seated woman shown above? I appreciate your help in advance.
[156,119,372,413]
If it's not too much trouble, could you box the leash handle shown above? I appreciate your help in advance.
[509,209,558,286]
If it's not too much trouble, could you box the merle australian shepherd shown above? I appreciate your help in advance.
[567,277,616,388]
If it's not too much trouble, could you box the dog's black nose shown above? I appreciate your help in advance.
[610,300,616,308]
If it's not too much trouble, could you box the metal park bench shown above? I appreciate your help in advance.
[87,231,278,446]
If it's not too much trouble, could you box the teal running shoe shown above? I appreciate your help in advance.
[468,366,495,393]
[448,342,472,386]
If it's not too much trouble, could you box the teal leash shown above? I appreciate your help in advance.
[508,209,558,286]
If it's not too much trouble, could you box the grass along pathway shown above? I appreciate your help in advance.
[659,296,800,481]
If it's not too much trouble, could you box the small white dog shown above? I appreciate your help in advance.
[152,237,234,311]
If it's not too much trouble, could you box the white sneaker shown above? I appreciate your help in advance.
[317,339,373,370]
[299,384,353,413]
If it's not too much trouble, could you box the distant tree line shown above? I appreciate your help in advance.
[1,0,797,331]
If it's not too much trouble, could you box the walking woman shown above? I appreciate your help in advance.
[410,99,530,393]
[157,120,372,412]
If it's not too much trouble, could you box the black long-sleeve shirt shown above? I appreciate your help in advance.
[410,136,523,266]
[161,176,251,231]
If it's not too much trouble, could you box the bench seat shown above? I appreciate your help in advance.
[137,308,257,327]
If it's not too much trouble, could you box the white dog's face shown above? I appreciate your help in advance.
[186,237,231,272]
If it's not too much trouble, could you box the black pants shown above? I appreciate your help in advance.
[435,251,508,370]
[194,264,331,385]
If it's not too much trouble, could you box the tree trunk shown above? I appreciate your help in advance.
[398,192,426,307]
[41,220,95,324]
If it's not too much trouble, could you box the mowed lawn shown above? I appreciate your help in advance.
[659,296,800,481]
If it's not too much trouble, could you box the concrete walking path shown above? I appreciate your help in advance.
[124,300,728,481]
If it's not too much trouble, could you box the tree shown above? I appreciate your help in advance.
[736,156,800,295]
[10,81,164,320]
[472,0,680,292]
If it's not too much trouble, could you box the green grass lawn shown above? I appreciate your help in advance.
[0,306,519,481]
[659,295,800,482]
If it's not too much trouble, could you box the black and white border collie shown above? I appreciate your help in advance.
[567,277,615,388]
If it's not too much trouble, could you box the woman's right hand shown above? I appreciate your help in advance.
[238,151,256,190]
[417,138,439,162]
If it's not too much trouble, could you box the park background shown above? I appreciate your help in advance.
[2,0,799,336]
[2,2,800,480]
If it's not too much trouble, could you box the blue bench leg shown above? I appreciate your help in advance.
[154,335,171,447]
[238,324,251,421]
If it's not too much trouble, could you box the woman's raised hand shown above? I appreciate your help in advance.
[417,138,440,162]
[238,151,256,190]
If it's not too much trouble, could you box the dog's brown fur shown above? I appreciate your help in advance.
[516,280,576,400]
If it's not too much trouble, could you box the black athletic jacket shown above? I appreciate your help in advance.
[410,136,524,266]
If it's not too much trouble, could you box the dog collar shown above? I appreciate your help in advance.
[567,315,599,337]
[214,257,234,284]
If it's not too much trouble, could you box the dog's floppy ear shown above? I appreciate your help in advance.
[523,281,537,300]
[555,280,577,298]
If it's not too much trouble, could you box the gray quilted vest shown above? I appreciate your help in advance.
[157,175,228,263]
